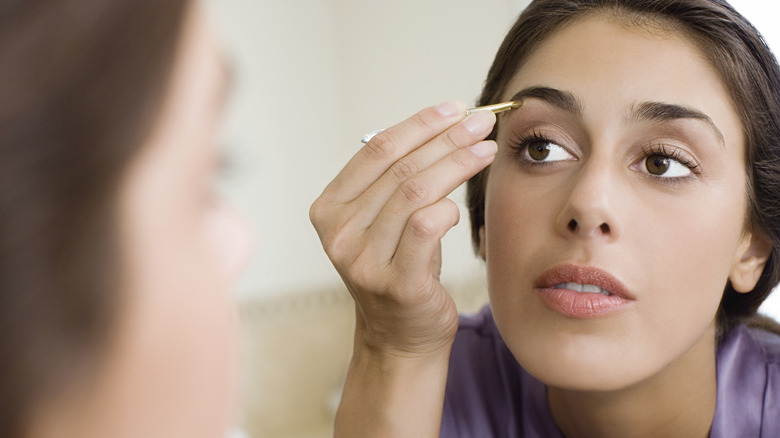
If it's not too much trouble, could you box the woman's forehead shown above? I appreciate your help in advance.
[504,14,705,93]
[499,14,743,150]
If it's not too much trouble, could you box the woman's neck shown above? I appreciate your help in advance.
[547,324,718,438]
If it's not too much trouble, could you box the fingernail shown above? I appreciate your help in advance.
[464,112,495,135]
[469,141,497,158]
[435,101,464,117]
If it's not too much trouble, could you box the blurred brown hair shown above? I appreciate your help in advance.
[0,0,189,435]
[467,0,780,337]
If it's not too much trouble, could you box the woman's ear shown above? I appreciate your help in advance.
[729,231,772,293]
[478,226,486,260]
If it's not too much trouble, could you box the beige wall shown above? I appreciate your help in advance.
[201,1,531,436]
[204,0,529,301]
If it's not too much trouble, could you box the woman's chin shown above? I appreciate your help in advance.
[508,333,656,393]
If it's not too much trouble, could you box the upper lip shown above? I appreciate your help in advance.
[535,264,635,300]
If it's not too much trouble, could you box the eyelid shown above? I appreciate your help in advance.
[534,142,576,162]
[506,122,704,180]
[639,142,702,175]
[506,125,578,153]
[506,129,578,167]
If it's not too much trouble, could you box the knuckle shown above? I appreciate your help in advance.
[441,129,463,151]
[309,206,352,262]
[444,199,461,225]
[365,131,397,159]
[308,197,327,228]
[408,210,439,239]
[399,178,429,205]
[389,158,419,182]
[410,108,438,131]
[347,253,382,291]
[448,148,471,170]
[322,228,353,267]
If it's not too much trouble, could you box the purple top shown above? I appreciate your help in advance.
[441,305,780,437]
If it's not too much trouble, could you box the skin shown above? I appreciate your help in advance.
[484,15,769,437]
[312,102,498,436]
[317,11,771,438]
[29,5,252,438]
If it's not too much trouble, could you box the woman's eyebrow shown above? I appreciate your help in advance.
[631,102,726,148]
[507,87,726,148]
[507,86,583,117]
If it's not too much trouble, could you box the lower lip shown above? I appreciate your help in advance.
[536,287,632,318]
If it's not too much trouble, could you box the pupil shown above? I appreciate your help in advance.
[528,142,550,161]
[646,155,670,175]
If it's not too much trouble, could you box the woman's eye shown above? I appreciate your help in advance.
[524,140,573,162]
[644,154,692,178]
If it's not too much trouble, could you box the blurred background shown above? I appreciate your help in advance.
[200,0,780,436]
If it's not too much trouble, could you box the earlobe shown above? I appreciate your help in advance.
[729,231,773,293]
[478,226,486,260]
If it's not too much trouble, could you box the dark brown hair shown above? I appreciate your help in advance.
[467,0,780,336]
[0,0,189,435]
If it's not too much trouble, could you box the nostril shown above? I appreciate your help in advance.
[568,219,577,231]
[600,223,610,234]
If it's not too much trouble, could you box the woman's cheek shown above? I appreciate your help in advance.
[202,199,254,284]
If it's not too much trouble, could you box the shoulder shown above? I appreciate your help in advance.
[455,304,502,339]
[441,305,515,437]
[742,324,780,363]
[447,306,512,382]
[446,305,507,383]
[441,305,561,438]
[718,323,780,366]
[445,305,508,375]
[721,323,780,374]
[712,323,780,437]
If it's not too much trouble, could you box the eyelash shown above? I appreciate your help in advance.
[507,130,563,167]
[507,131,702,183]
[641,143,701,176]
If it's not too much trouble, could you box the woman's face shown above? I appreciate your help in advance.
[46,6,253,438]
[483,15,758,391]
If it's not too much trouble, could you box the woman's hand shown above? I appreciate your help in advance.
[310,101,497,437]
[310,101,496,358]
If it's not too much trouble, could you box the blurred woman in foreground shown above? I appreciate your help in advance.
[0,1,252,437]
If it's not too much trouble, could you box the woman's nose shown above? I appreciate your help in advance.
[555,160,623,243]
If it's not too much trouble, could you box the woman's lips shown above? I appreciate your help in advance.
[534,264,635,318]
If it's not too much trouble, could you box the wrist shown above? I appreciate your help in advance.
[335,338,453,438]
[351,306,459,361]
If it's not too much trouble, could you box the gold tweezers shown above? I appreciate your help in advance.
[361,100,522,144]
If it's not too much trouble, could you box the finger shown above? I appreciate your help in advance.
[351,111,496,226]
[322,101,467,204]
[366,140,498,261]
[390,198,460,295]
